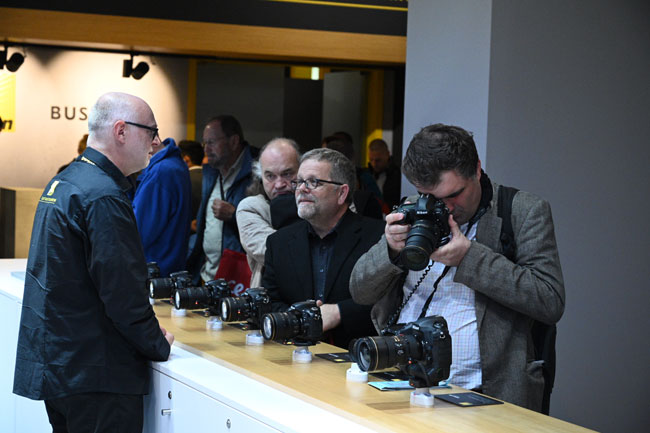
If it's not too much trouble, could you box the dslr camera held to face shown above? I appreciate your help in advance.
[221,287,271,329]
[349,316,452,388]
[174,278,232,316]
[394,195,451,271]
[262,300,323,346]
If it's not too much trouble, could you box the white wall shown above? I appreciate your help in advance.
[404,1,650,432]
[486,1,650,432]
[0,46,189,189]
[402,0,492,197]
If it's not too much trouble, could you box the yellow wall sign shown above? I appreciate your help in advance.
[0,71,16,133]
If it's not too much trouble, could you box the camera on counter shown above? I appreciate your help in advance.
[149,270,192,300]
[349,316,452,388]
[220,288,271,329]
[394,194,451,271]
[262,300,323,346]
[147,262,161,280]
[173,278,232,316]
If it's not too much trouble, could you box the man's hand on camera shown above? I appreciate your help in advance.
[211,199,235,221]
[385,212,410,258]
[430,215,471,267]
[316,300,341,332]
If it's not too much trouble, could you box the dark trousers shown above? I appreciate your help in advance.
[44,392,143,433]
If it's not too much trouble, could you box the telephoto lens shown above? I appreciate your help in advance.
[350,316,452,388]
[149,270,192,299]
[353,333,422,372]
[220,288,271,327]
[401,218,449,271]
[173,279,231,312]
[262,300,323,345]
[394,195,451,271]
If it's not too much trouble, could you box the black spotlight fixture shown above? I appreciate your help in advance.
[122,54,149,80]
[0,46,25,72]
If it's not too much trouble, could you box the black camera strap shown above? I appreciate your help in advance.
[382,174,491,334]
[417,265,451,319]
[416,221,476,320]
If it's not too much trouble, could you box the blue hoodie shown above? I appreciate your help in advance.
[133,138,192,277]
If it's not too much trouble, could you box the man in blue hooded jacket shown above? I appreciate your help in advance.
[133,137,192,277]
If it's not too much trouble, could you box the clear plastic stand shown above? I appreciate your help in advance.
[346,363,368,382]
[292,347,313,363]
[246,330,264,345]
[171,308,187,317]
[410,387,434,407]
[206,316,223,330]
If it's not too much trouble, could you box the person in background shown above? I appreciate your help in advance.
[178,139,205,226]
[14,92,173,433]
[133,137,192,277]
[57,134,88,173]
[236,137,300,288]
[368,138,402,210]
[186,115,255,284]
[322,133,384,219]
[262,148,384,348]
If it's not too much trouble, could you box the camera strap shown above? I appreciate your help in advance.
[417,221,475,320]
[383,221,477,334]
[418,265,451,319]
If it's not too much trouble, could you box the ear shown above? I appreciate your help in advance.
[229,134,241,150]
[114,120,127,145]
[476,160,482,179]
[338,184,350,205]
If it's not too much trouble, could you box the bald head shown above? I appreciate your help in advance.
[86,92,160,176]
[257,138,300,200]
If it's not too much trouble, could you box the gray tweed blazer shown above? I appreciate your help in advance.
[349,181,565,411]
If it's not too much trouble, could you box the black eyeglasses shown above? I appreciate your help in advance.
[291,178,343,190]
[125,121,159,141]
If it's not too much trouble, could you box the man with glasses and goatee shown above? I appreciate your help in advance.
[262,148,384,349]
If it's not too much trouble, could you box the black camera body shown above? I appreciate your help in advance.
[350,316,452,388]
[149,270,192,300]
[146,262,161,292]
[146,262,161,280]
[394,195,451,271]
[262,300,323,346]
[220,288,271,329]
[173,278,232,316]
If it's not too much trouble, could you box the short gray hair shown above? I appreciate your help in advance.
[300,148,356,204]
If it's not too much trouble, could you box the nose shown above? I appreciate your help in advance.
[274,178,288,190]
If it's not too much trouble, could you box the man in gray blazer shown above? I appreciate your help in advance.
[349,124,564,412]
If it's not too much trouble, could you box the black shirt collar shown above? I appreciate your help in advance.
[306,208,351,239]
[78,147,134,194]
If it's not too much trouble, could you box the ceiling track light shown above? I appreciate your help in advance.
[1,45,25,73]
[122,53,149,80]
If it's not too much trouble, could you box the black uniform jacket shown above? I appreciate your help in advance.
[13,147,170,401]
